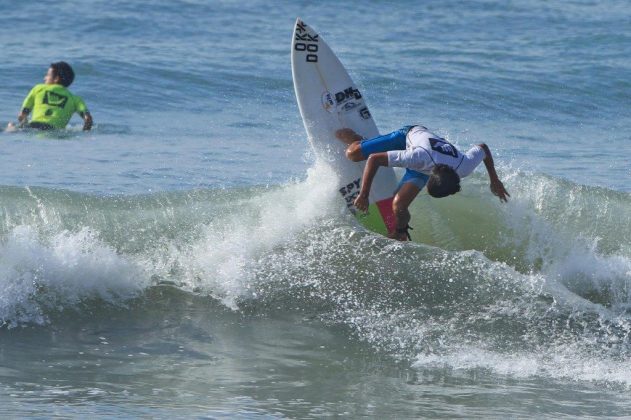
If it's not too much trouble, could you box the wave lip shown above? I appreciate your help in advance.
[0,225,146,328]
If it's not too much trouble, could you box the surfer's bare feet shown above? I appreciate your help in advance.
[387,231,409,241]
[335,128,362,145]
[388,225,413,241]
[336,128,366,161]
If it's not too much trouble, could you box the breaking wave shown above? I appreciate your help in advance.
[1,161,629,386]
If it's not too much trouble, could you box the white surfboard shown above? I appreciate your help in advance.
[291,18,399,236]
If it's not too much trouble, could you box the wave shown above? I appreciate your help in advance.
[1,162,630,385]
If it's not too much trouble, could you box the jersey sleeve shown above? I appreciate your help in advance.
[387,148,433,172]
[74,95,88,115]
[456,145,486,178]
[21,85,41,112]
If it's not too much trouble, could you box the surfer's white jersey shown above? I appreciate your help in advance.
[386,126,487,178]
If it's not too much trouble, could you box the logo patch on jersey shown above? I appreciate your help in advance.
[43,91,68,108]
[429,137,458,158]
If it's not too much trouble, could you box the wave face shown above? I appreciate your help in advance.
[1,162,629,385]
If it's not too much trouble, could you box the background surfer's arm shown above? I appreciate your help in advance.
[479,143,510,203]
[17,109,29,124]
[80,112,93,131]
[354,152,389,211]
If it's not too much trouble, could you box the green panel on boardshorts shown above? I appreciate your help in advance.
[355,203,388,236]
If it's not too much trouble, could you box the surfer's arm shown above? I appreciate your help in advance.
[74,96,92,131]
[19,85,39,126]
[80,111,93,131]
[354,152,389,211]
[479,143,509,203]
[17,110,29,124]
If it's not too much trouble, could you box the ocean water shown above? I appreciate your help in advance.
[1,0,630,417]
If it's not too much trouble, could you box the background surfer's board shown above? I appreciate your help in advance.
[291,18,399,236]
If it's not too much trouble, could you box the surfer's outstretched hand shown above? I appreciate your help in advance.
[353,194,369,212]
[490,179,510,202]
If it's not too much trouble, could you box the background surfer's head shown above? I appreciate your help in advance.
[46,62,75,87]
[426,164,461,198]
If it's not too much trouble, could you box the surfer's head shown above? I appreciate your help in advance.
[46,62,75,87]
[426,164,461,198]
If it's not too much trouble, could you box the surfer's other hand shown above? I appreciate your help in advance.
[354,194,369,212]
[490,179,510,203]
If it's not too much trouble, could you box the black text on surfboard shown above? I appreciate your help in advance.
[339,178,361,212]
[294,21,319,62]
[335,86,362,104]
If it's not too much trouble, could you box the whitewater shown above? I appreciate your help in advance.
[1,0,630,417]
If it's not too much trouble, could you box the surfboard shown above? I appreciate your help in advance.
[291,18,399,236]
[3,122,19,133]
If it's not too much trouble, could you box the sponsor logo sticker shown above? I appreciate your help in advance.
[321,92,335,112]
[341,101,359,112]
[359,107,371,119]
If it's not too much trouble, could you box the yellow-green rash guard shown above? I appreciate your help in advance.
[21,84,88,129]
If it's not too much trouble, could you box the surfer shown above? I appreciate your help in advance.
[6,61,93,132]
[336,125,509,241]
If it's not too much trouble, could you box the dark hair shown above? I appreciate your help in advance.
[50,61,75,87]
[426,164,461,198]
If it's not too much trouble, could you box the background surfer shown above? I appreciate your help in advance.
[336,125,510,241]
[6,61,93,132]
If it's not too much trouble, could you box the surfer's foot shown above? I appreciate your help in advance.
[5,122,18,133]
[388,225,413,241]
[388,232,408,241]
[335,128,362,145]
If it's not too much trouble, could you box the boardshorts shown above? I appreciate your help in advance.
[359,125,429,192]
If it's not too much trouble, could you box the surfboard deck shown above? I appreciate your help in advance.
[291,18,399,236]
[3,122,19,133]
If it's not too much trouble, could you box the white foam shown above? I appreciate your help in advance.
[545,239,631,309]
[501,170,631,309]
[413,345,631,387]
[0,225,147,327]
[160,160,342,308]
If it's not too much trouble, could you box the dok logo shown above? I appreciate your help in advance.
[339,178,361,211]
[335,86,362,104]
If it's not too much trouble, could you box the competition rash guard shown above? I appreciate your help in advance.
[21,84,88,129]
[387,126,487,178]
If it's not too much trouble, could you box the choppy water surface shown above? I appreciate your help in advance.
[1,0,630,417]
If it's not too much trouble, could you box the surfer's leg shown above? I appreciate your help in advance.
[391,182,421,241]
[340,127,409,162]
[390,169,429,241]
